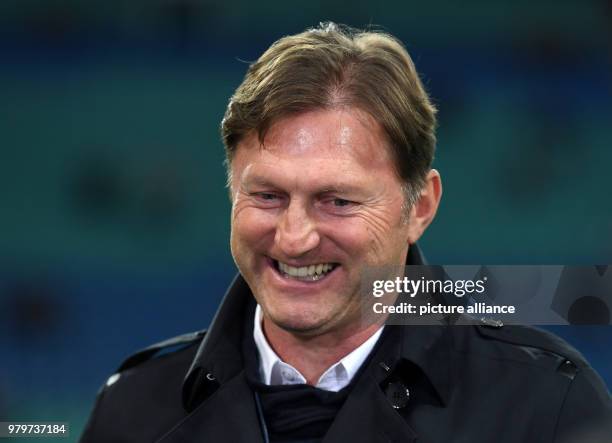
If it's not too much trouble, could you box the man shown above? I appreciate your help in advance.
[81,23,612,442]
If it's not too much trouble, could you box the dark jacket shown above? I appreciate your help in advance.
[81,249,612,443]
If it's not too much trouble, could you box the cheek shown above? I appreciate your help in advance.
[325,211,406,260]
[323,218,380,256]
[231,207,277,250]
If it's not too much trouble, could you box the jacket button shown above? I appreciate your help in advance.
[557,360,579,380]
[385,381,410,409]
[106,373,121,387]
[480,317,503,328]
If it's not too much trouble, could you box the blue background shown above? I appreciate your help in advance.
[0,0,611,439]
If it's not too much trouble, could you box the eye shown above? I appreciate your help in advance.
[333,198,352,207]
[258,193,278,201]
[321,197,358,214]
[250,192,283,207]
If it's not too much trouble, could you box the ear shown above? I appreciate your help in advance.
[406,169,442,244]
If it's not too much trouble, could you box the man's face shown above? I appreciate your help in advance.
[230,108,411,337]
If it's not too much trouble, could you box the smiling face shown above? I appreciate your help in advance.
[229,108,414,338]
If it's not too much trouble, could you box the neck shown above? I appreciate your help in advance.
[262,317,383,385]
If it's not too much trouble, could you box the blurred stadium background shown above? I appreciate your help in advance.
[1,0,611,439]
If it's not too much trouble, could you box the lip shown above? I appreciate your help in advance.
[264,256,341,293]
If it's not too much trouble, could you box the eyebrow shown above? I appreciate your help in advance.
[241,175,277,188]
[241,174,365,195]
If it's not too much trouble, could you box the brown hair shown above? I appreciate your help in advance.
[221,22,437,207]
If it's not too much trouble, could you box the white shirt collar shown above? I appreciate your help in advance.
[253,305,384,392]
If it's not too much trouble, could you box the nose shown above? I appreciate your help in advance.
[274,200,320,257]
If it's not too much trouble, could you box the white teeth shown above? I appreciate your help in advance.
[277,261,336,280]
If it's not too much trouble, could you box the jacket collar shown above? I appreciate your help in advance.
[182,243,452,411]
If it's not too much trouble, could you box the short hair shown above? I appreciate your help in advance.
[221,22,437,208]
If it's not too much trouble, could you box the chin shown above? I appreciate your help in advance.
[265,304,335,335]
